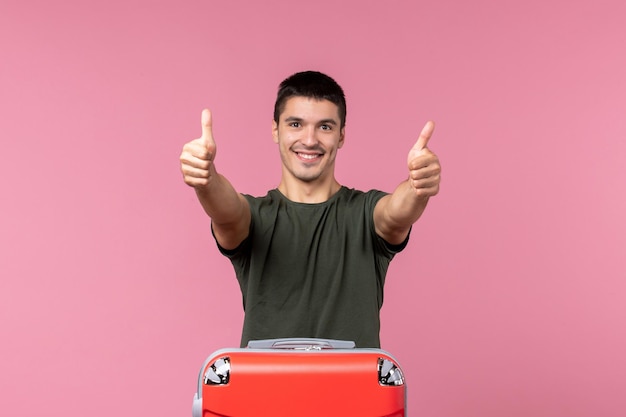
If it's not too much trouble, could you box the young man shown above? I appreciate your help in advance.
[180,71,441,348]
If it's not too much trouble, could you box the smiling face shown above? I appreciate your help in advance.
[272,96,345,190]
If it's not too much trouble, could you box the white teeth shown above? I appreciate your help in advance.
[298,153,319,160]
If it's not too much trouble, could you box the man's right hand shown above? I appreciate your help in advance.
[180,109,217,188]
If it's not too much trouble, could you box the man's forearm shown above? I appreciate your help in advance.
[378,180,430,243]
[386,180,430,227]
[195,173,246,226]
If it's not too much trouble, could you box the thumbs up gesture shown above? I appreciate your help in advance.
[407,121,441,198]
[180,109,218,188]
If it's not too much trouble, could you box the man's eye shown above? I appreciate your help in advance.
[289,122,301,128]
[320,124,331,131]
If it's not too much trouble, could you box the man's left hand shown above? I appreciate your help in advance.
[407,121,441,198]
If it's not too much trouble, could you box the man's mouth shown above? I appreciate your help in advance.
[295,152,322,161]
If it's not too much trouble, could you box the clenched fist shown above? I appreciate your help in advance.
[407,121,441,198]
[180,109,217,188]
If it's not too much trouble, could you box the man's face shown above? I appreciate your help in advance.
[272,96,345,185]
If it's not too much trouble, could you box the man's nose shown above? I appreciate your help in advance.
[301,126,318,146]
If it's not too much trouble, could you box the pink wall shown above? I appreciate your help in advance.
[1,0,625,416]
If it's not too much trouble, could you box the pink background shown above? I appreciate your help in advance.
[1,0,625,416]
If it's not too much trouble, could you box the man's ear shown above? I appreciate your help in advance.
[338,127,345,149]
[272,120,279,144]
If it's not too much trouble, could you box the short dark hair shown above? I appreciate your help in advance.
[273,71,347,128]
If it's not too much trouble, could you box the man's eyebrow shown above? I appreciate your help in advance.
[285,116,338,126]
[283,116,338,125]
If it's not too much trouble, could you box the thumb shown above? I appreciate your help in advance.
[412,120,435,151]
[200,108,215,147]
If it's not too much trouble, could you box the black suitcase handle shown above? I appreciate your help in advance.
[247,338,356,350]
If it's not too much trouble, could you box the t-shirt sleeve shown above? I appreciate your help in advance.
[211,223,251,258]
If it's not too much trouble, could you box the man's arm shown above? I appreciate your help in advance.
[374,121,441,245]
[180,109,251,250]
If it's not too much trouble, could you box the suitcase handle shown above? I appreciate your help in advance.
[247,338,356,350]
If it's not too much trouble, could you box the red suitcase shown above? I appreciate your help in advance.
[192,338,406,417]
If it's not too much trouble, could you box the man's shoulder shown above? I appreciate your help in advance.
[242,187,388,209]
[338,186,388,204]
[241,189,280,204]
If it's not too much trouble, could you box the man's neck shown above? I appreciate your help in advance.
[277,179,342,204]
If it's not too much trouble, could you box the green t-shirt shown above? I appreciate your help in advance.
[216,186,409,348]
